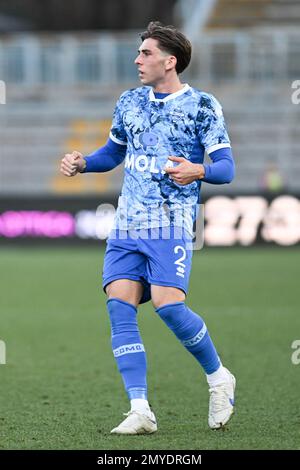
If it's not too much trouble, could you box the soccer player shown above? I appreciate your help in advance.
[61,21,236,435]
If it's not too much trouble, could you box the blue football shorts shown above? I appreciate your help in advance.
[102,227,193,303]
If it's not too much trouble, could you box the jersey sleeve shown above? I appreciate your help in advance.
[197,93,231,155]
[109,92,128,146]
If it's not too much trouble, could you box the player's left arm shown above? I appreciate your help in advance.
[201,147,235,184]
[165,94,235,185]
[165,147,235,185]
[198,93,235,185]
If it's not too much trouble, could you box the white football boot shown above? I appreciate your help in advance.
[208,368,236,429]
[110,410,157,435]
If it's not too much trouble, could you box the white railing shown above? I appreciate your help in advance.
[0,28,300,89]
[176,0,218,39]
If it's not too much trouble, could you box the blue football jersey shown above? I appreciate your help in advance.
[110,84,231,235]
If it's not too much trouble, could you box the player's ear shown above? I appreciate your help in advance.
[165,55,177,71]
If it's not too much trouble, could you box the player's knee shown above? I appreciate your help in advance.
[105,279,143,306]
[151,286,186,309]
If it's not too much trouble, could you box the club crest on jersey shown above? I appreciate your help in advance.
[139,131,159,151]
[169,109,185,121]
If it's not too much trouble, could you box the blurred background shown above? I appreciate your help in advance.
[0,0,299,245]
[1,1,300,452]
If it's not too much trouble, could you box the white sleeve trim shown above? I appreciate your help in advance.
[207,143,231,154]
[109,131,127,146]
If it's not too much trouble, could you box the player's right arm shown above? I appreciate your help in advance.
[60,139,127,177]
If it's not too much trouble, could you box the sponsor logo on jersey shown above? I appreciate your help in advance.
[125,153,174,174]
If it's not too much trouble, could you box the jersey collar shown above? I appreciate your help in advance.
[149,83,190,102]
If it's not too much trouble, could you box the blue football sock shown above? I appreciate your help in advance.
[156,302,220,374]
[107,298,147,400]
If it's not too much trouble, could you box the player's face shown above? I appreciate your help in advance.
[134,38,172,87]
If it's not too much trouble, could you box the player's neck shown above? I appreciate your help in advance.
[152,76,184,95]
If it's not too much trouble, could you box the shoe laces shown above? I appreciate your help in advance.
[122,409,154,424]
[209,384,230,412]
[123,410,138,418]
[122,410,148,421]
[123,410,142,417]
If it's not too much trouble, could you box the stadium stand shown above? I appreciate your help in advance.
[207,0,300,28]
[0,0,299,196]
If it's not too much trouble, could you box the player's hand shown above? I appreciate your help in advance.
[60,151,85,177]
[164,156,205,185]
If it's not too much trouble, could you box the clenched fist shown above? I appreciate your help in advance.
[60,150,86,177]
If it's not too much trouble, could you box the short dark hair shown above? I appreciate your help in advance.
[140,21,192,74]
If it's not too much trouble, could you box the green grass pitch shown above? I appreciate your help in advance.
[0,246,299,450]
